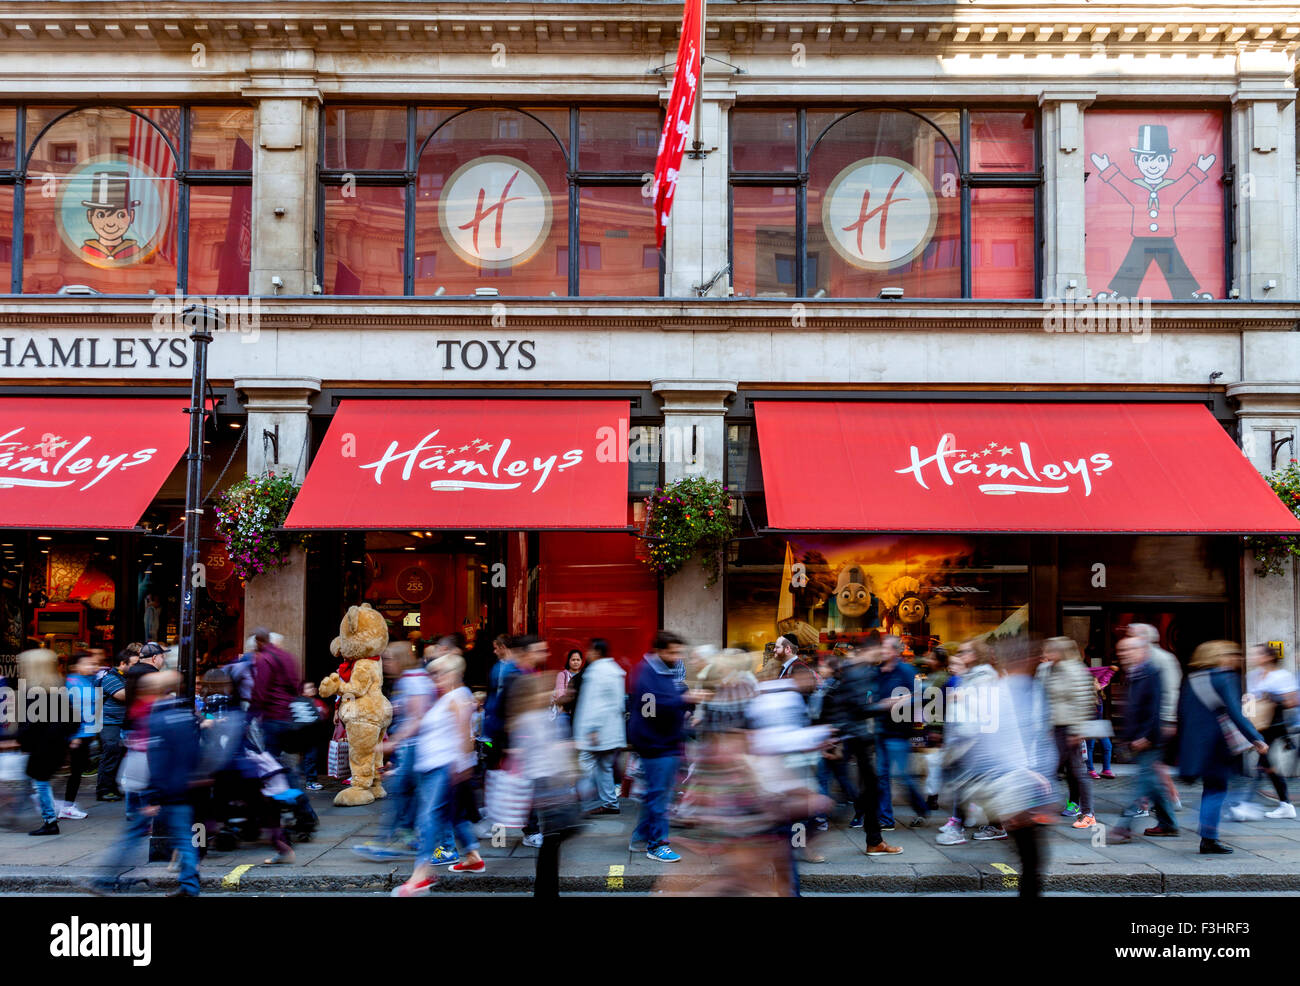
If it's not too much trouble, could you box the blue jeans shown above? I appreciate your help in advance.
[380,745,420,842]
[632,754,678,850]
[93,794,200,895]
[877,736,927,825]
[1116,747,1177,833]
[1086,737,1113,772]
[416,766,480,864]
[32,780,56,822]
[1199,774,1229,841]
[578,749,619,811]
[816,754,859,815]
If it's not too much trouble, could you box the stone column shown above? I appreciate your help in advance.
[1226,381,1300,672]
[651,379,737,646]
[1231,50,1297,299]
[1038,90,1095,299]
[243,47,321,296]
[662,68,735,298]
[235,376,321,668]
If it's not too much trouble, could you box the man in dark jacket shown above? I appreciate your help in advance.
[627,630,695,862]
[818,648,903,855]
[1110,637,1178,841]
[248,629,301,780]
[95,649,131,802]
[874,636,929,829]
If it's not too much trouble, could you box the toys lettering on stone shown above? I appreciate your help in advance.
[318,602,393,807]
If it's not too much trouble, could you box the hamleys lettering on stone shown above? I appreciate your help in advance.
[895,434,1113,497]
[360,429,583,494]
[0,427,160,492]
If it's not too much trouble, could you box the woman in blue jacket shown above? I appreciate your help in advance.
[1178,640,1267,854]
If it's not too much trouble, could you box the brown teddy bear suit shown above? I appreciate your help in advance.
[318,603,394,807]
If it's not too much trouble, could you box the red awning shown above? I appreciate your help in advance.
[0,397,190,529]
[286,399,630,530]
[754,401,1300,534]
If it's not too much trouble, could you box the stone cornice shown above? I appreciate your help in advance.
[0,4,1295,54]
[0,299,1295,334]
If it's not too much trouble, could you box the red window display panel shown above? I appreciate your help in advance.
[971,186,1036,298]
[755,401,1300,534]
[0,398,190,529]
[807,110,962,298]
[537,531,659,677]
[322,185,405,295]
[286,400,632,531]
[969,111,1037,173]
[731,186,798,298]
[1084,109,1225,301]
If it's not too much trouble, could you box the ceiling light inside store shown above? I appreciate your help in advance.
[37,536,51,541]
[95,536,109,541]
[229,421,242,429]
[404,546,415,551]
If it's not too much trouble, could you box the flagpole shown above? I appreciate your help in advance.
[693,0,706,152]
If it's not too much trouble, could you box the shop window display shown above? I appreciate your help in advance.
[730,107,1039,299]
[5,105,252,295]
[726,533,1029,657]
[322,105,661,297]
[1084,109,1226,301]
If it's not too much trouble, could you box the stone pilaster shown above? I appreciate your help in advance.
[243,47,321,296]
[1227,380,1300,672]
[235,376,320,667]
[651,379,737,645]
[1231,50,1297,299]
[1039,90,1095,299]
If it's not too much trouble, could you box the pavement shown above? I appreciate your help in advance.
[4,766,1300,895]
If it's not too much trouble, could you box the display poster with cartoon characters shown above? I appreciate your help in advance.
[726,534,1029,657]
[23,110,178,294]
[1084,110,1225,301]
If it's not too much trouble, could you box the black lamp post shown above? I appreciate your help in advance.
[178,305,220,702]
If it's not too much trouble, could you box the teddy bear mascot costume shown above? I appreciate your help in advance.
[318,602,393,807]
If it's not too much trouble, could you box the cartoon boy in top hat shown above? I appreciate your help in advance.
[1089,123,1216,300]
[80,170,140,262]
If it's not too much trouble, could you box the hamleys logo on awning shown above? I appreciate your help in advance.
[894,434,1114,497]
[359,429,584,494]
[0,427,161,492]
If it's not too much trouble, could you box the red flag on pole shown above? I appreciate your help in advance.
[651,0,703,248]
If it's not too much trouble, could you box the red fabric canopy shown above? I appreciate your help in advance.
[286,399,631,530]
[754,401,1300,534]
[0,397,189,529]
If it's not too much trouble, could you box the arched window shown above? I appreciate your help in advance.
[730,107,1039,299]
[319,105,661,297]
[2,105,253,295]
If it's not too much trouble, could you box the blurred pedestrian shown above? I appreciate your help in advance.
[16,649,74,836]
[1129,624,1183,810]
[248,629,303,779]
[628,630,693,862]
[874,636,929,830]
[1038,637,1097,829]
[1238,643,1298,819]
[96,649,131,802]
[1110,635,1179,842]
[1181,641,1267,853]
[60,649,101,821]
[573,638,626,815]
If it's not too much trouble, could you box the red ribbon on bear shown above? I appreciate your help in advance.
[336,655,381,682]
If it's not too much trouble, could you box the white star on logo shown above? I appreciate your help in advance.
[999,446,1013,456]
[477,443,493,452]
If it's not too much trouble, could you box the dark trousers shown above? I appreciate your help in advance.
[1009,824,1045,898]
[1109,236,1199,297]
[64,740,92,804]
[96,723,124,798]
[534,832,564,897]
[846,737,884,845]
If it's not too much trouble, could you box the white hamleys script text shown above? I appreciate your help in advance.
[0,428,158,492]
[360,430,583,493]
[895,435,1113,496]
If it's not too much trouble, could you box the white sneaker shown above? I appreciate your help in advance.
[58,803,87,820]
[1266,802,1297,819]
[1228,803,1265,821]
[936,820,967,846]
[521,832,544,848]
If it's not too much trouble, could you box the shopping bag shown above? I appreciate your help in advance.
[484,768,532,829]
[327,739,350,780]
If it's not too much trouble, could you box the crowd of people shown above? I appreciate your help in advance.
[1,621,1297,897]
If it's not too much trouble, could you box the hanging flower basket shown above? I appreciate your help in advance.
[214,471,305,583]
[1243,460,1300,577]
[641,477,735,587]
